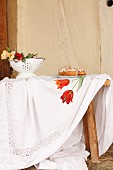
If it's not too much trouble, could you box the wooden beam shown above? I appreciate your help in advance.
[0,0,10,80]
[0,0,7,53]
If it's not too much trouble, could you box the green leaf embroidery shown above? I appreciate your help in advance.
[77,76,85,91]
[72,76,85,91]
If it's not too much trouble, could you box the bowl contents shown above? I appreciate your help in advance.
[58,65,86,76]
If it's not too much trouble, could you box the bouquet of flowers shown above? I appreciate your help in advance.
[1,47,37,62]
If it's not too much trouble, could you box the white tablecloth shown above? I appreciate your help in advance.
[0,74,113,170]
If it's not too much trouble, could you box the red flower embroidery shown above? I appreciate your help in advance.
[15,53,24,61]
[55,79,70,89]
[60,90,74,104]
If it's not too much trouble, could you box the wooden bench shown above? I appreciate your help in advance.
[83,80,110,163]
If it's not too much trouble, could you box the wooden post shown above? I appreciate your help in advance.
[0,0,10,80]
[0,0,7,53]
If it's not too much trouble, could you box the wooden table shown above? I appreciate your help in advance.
[83,79,110,163]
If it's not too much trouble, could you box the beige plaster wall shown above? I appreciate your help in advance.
[7,0,113,78]
[17,0,100,76]
[100,0,113,78]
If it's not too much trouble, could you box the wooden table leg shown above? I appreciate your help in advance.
[83,101,100,163]
[83,80,110,163]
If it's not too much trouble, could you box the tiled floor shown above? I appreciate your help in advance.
[24,144,113,170]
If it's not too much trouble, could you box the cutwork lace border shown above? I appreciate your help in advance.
[5,82,61,157]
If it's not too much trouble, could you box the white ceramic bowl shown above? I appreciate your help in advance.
[10,58,45,78]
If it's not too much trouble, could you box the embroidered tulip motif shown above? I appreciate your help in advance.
[60,90,74,104]
[55,76,85,104]
[55,79,70,89]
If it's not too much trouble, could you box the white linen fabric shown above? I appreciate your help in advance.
[0,74,113,170]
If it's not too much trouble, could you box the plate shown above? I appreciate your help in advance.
[53,74,83,78]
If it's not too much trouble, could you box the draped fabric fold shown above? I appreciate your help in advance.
[0,74,113,170]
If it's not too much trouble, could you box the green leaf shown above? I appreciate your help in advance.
[25,53,38,59]
[77,77,85,91]
[22,57,26,62]
[6,46,11,52]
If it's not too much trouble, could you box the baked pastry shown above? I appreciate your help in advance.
[58,66,86,76]
[58,66,77,76]
[64,68,77,76]
[78,69,86,76]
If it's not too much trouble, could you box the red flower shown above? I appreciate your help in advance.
[55,79,70,89]
[15,53,24,61]
[60,90,74,104]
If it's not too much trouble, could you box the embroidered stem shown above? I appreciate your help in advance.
[72,76,85,91]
